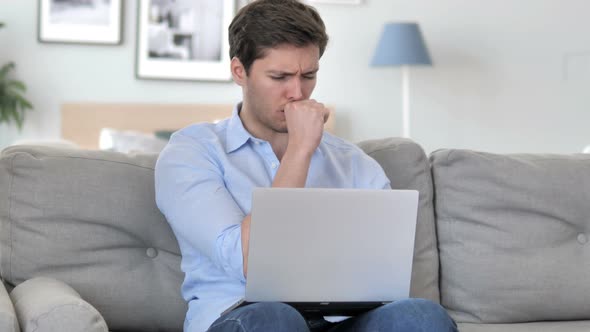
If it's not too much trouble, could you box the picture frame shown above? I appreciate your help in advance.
[38,0,123,45]
[136,0,235,82]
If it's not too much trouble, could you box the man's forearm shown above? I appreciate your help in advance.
[242,145,315,277]
[271,145,314,188]
[241,214,251,277]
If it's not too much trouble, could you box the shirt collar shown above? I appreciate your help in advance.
[225,103,252,153]
[225,102,325,158]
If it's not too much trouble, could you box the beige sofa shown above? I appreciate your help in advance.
[1,137,589,331]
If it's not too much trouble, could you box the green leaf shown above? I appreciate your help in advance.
[6,98,17,121]
[15,110,24,130]
[0,62,15,80]
[0,101,7,122]
[15,95,33,110]
[21,99,33,110]
[0,59,32,129]
[0,98,11,120]
[7,80,26,92]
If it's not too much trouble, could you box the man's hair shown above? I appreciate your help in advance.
[229,0,329,74]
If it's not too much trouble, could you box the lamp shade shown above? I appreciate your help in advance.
[371,22,432,66]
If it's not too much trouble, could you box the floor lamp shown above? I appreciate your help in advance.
[371,23,432,138]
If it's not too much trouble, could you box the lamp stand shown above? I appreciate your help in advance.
[401,65,410,138]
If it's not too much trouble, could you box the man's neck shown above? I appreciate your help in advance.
[238,104,289,160]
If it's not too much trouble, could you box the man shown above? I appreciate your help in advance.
[155,0,458,331]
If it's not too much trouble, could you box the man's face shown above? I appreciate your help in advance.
[235,44,320,134]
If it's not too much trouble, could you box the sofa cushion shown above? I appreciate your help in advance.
[458,321,590,332]
[0,280,19,332]
[11,277,108,332]
[0,146,186,331]
[431,149,590,323]
[358,138,440,302]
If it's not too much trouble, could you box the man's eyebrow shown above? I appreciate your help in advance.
[266,68,319,76]
[266,70,295,76]
[302,68,319,75]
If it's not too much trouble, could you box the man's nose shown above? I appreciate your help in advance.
[286,77,304,101]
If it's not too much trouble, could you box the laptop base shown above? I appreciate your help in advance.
[225,300,390,317]
[288,301,390,317]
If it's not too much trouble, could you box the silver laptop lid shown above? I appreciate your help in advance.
[246,188,419,303]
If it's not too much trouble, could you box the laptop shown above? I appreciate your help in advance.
[226,188,419,317]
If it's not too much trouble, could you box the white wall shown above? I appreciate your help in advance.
[1,0,589,154]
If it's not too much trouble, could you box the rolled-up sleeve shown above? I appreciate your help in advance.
[155,132,246,282]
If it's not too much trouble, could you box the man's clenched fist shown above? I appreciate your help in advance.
[284,100,330,155]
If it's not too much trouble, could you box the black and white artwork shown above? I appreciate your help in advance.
[50,0,112,25]
[136,0,235,81]
[38,0,123,44]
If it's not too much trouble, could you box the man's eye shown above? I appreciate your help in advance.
[271,76,285,81]
[303,75,316,80]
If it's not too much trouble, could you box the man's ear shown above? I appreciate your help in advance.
[231,57,247,86]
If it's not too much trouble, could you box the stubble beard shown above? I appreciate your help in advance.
[244,87,288,135]
[249,104,289,135]
[266,117,288,134]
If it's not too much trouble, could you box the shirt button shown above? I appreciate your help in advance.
[146,248,158,258]
[271,162,278,169]
[255,141,261,145]
[577,234,587,245]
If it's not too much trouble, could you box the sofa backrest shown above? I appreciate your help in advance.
[0,146,186,331]
[431,149,590,323]
[0,139,441,332]
[359,138,440,303]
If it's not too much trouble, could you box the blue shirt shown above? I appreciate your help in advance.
[155,105,391,331]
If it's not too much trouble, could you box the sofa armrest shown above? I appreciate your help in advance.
[10,277,108,332]
[0,280,19,332]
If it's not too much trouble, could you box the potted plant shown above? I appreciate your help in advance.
[0,22,33,132]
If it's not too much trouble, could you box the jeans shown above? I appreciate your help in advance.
[206,299,458,332]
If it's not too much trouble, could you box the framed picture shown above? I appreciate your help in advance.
[136,0,235,82]
[38,0,123,45]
